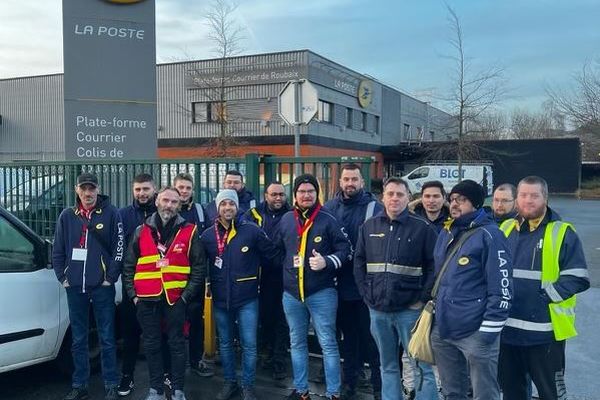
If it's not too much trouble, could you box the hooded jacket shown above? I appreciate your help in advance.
[433,209,513,341]
[205,188,257,222]
[324,189,383,300]
[122,213,206,303]
[53,194,124,291]
[412,202,450,233]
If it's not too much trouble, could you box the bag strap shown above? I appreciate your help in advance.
[431,227,480,299]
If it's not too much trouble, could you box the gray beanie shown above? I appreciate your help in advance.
[215,189,239,210]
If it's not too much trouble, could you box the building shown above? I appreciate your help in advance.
[0,50,456,167]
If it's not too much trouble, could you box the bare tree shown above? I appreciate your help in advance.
[509,106,565,139]
[440,5,507,175]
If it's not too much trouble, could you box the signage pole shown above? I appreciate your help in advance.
[293,80,302,176]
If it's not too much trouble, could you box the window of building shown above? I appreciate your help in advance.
[192,101,227,123]
[362,112,368,132]
[430,131,435,141]
[375,116,380,134]
[403,124,411,140]
[346,108,353,128]
[317,100,333,123]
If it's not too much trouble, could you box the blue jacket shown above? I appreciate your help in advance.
[483,206,518,225]
[200,216,280,310]
[412,203,450,233]
[501,207,590,346]
[354,208,437,311]
[179,200,208,234]
[205,188,257,222]
[53,195,124,292]
[119,198,156,246]
[276,204,352,301]
[324,190,383,301]
[433,209,513,341]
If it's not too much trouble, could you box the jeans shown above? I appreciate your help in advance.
[369,308,437,400]
[214,299,259,388]
[136,298,187,393]
[66,284,119,389]
[431,324,500,400]
[283,288,341,398]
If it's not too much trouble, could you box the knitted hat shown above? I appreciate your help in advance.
[449,180,485,209]
[293,174,320,197]
[215,189,239,210]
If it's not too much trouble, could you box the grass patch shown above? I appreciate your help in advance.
[580,177,600,198]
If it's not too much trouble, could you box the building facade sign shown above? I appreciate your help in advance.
[62,0,157,160]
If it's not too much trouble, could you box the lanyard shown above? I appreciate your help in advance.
[78,206,93,248]
[294,204,321,251]
[214,222,230,257]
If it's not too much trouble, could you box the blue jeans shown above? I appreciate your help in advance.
[431,324,500,400]
[283,288,341,398]
[66,285,118,389]
[369,308,437,400]
[214,299,259,388]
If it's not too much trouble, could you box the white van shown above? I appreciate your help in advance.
[401,163,493,196]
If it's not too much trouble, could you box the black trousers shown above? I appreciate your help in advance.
[337,299,382,391]
[119,286,142,376]
[137,299,187,393]
[187,295,205,365]
[258,276,289,364]
[499,340,567,400]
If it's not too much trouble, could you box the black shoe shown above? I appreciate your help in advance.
[105,387,118,400]
[117,375,134,396]
[191,360,215,377]
[163,373,173,392]
[285,390,311,400]
[216,381,239,400]
[242,387,257,400]
[272,361,287,380]
[63,387,89,400]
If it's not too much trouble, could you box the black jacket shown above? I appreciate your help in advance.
[122,213,207,303]
[324,190,383,301]
[413,203,450,233]
[179,200,208,233]
[119,199,157,246]
[354,208,438,312]
[276,204,352,301]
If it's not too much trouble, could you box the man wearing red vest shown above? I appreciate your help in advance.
[122,187,207,400]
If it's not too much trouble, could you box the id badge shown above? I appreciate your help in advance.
[293,254,303,269]
[214,256,223,269]
[157,258,169,269]
[72,248,88,262]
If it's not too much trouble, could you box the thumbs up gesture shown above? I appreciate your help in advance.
[309,249,326,271]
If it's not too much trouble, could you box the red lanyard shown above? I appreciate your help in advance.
[78,206,93,248]
[294,204,321,251]
[214,223,230,257]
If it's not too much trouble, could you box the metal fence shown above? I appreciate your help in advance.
[0,155,375,238]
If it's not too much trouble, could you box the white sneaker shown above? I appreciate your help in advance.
[144,388,166,400]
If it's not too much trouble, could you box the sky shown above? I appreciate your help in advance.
[1,0,599,114]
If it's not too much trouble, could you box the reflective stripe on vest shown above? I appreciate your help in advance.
[134,223,196,305]
[250,208,263,227]
[500,219,577,340]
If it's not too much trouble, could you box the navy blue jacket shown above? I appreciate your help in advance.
[119,199,156,246]
[501,207,590,346]
[200,216,280,310]
[324,190,383,301]
[205,188,257,222]
[483,206,518,225]
[179,200,208,234]
[412,203,450,233]
[276,204,352,301]
[53,195,124,291]
[433,209,513,341]
[354,208,437,311]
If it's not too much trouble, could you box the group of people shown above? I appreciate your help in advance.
[52,164,590,400]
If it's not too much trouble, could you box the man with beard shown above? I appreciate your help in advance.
[410,180,450,232]
[430,180,512,400]
[117,174,157,396]
[173,172,213,377]
[53,173,124,400]
[324,164,383,400]
[498,176,590,400]
[122,187,206,400]
[205,170,257,221]
[245,182,292,380]
[277,174,352,400]
[490,183,518,224]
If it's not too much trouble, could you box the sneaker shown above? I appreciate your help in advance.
[117,375,135,396]
[172,390,187,400]
[144,388,166,400]
[163,373,173,392]
[272,361,287,380]
[285,390,311,400]
[216,381,240,400]
[63,388,89,400]
[191,360,215,377]
[105,387,118,400]
[242,387,257,400]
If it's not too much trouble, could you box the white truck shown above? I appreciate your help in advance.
[401,163,494,196]
[0,206,118,374]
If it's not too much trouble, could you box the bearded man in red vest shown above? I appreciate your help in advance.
[122,186,207,400]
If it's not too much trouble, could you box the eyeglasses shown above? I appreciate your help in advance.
[448,195,468,204]
[296,189,317,196]
[493,198,514,204]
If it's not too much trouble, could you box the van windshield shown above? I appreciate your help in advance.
[407,167,430,180]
